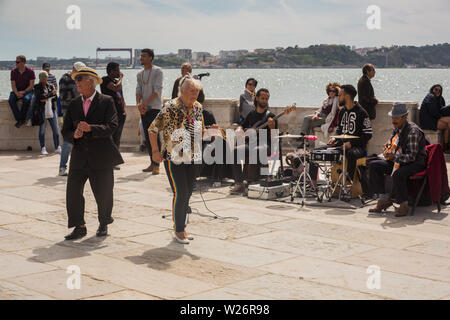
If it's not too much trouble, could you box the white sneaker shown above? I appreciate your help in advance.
[25,119,32,127]
[41,147,48,155]
[55,146,62,154]
[59,167,68,176]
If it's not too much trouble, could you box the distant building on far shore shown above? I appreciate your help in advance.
[219,50,248,61]
[192,52,211,62]
[178,49,192,61]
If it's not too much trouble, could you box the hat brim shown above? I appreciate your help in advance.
[71,70,103,85]
[388,111,409,117]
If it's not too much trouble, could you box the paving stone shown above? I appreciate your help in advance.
[228,274,383,300]
[0,211,34,225]
[183,287,271,300]
[336,248,450,282]
[128,231,295,268]
[108,245,267,287]
[3,220,73,242]
[405,239,450,258]
[0,194,64,215]
[9,269,124,300]
[16,246,216,299]
[260,256,450,300]
[236,230,376,260]
[265,218,425,249]
[0,233,53,252]
[86,290,160,300]
[0,252,56,279]
[0,280,54,300]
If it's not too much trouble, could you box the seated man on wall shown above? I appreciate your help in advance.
[369,103,428,217]
[8,55,36,128]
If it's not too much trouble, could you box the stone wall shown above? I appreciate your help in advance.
[0,98,438,155]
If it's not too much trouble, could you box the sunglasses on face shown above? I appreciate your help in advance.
[39,75,48,79]
[74,75,85,82]
[248,83,256,86]
[15,61,22,64]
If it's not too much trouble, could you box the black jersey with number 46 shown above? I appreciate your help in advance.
[336,102,373,148]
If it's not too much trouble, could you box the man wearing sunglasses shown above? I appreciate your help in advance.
[61,67,124,240]
[8,55,36,128]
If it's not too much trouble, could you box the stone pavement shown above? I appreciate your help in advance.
[0,151,449,300]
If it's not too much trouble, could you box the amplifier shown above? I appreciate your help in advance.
[248,183,291,200]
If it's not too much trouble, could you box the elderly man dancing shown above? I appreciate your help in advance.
[149,76,205,244]
[62,67,124,240]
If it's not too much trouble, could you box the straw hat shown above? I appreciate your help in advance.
[71,67,103,85]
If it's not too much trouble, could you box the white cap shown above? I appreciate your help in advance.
[73,61,86,72]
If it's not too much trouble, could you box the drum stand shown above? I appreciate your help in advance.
[330,141,365,203]
[290,136,317,207]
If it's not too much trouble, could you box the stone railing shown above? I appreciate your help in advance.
[0,98,439,156]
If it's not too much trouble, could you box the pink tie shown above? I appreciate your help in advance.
[83,99,92,116]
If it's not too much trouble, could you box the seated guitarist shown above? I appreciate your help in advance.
[369,103,428,217]
[230,88,278,194]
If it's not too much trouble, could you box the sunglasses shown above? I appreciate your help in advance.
[15,61,22,64]
[247,83,256,86]
[39,75,48,79]
[74,75,85,82]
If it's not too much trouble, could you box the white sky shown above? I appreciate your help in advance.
[0,0,449,60]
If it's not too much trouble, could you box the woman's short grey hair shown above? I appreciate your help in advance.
[180,75,203,91]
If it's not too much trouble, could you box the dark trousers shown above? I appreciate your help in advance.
[369,159,426,203]
[231,143,270,183]
[164,161,196,233]
[113,114,126,149]
[142,109,161,167]
[66,168,115,228]
[8,91,33,122]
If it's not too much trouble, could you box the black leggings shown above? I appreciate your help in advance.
[164,161,196,233]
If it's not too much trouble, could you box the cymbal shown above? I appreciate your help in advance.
[274,134,304,139]
[331,134,360,140]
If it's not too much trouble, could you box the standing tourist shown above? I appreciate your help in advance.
[58,62,86,176]
[136,49,164,175]
[62,67,123,240]
[238,78,258,124]
[34,71,61,155]
[9,55,35,128]
[101,62,127,169]
[172,62,205,103]
[419,84,450,152]
[357,63,378,120]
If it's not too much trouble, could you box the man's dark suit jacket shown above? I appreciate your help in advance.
[62,91,124,170]
[357,75,378,120]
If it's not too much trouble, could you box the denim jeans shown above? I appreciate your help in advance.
[26,94,36,121]
[39,110,60,149]
[8,91,33,122]
[59,141,73,169]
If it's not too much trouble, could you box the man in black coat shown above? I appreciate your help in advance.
[357,64,378,120]
[61,67,124,240]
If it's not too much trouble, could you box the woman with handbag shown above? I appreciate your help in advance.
[34,70,61,155]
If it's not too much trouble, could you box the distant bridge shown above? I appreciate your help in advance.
[96,48,133,68]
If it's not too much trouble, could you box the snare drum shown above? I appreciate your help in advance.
[310,149,341,162]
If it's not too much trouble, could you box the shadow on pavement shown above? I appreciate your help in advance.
[124,241,200,271]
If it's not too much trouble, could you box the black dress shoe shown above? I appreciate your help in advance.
[65,226,87,240]
[96,225,108,237]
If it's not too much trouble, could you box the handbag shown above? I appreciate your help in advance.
[44,99,53,118]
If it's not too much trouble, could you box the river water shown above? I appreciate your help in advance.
[1,68,449,107]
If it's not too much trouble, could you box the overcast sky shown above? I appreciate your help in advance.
[0,0,449,60]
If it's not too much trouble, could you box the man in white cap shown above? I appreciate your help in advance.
[369,103,428,217]
[62,67,124,240]
[58,61,86,176]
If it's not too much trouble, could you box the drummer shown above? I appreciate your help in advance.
[327,85,373,184]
